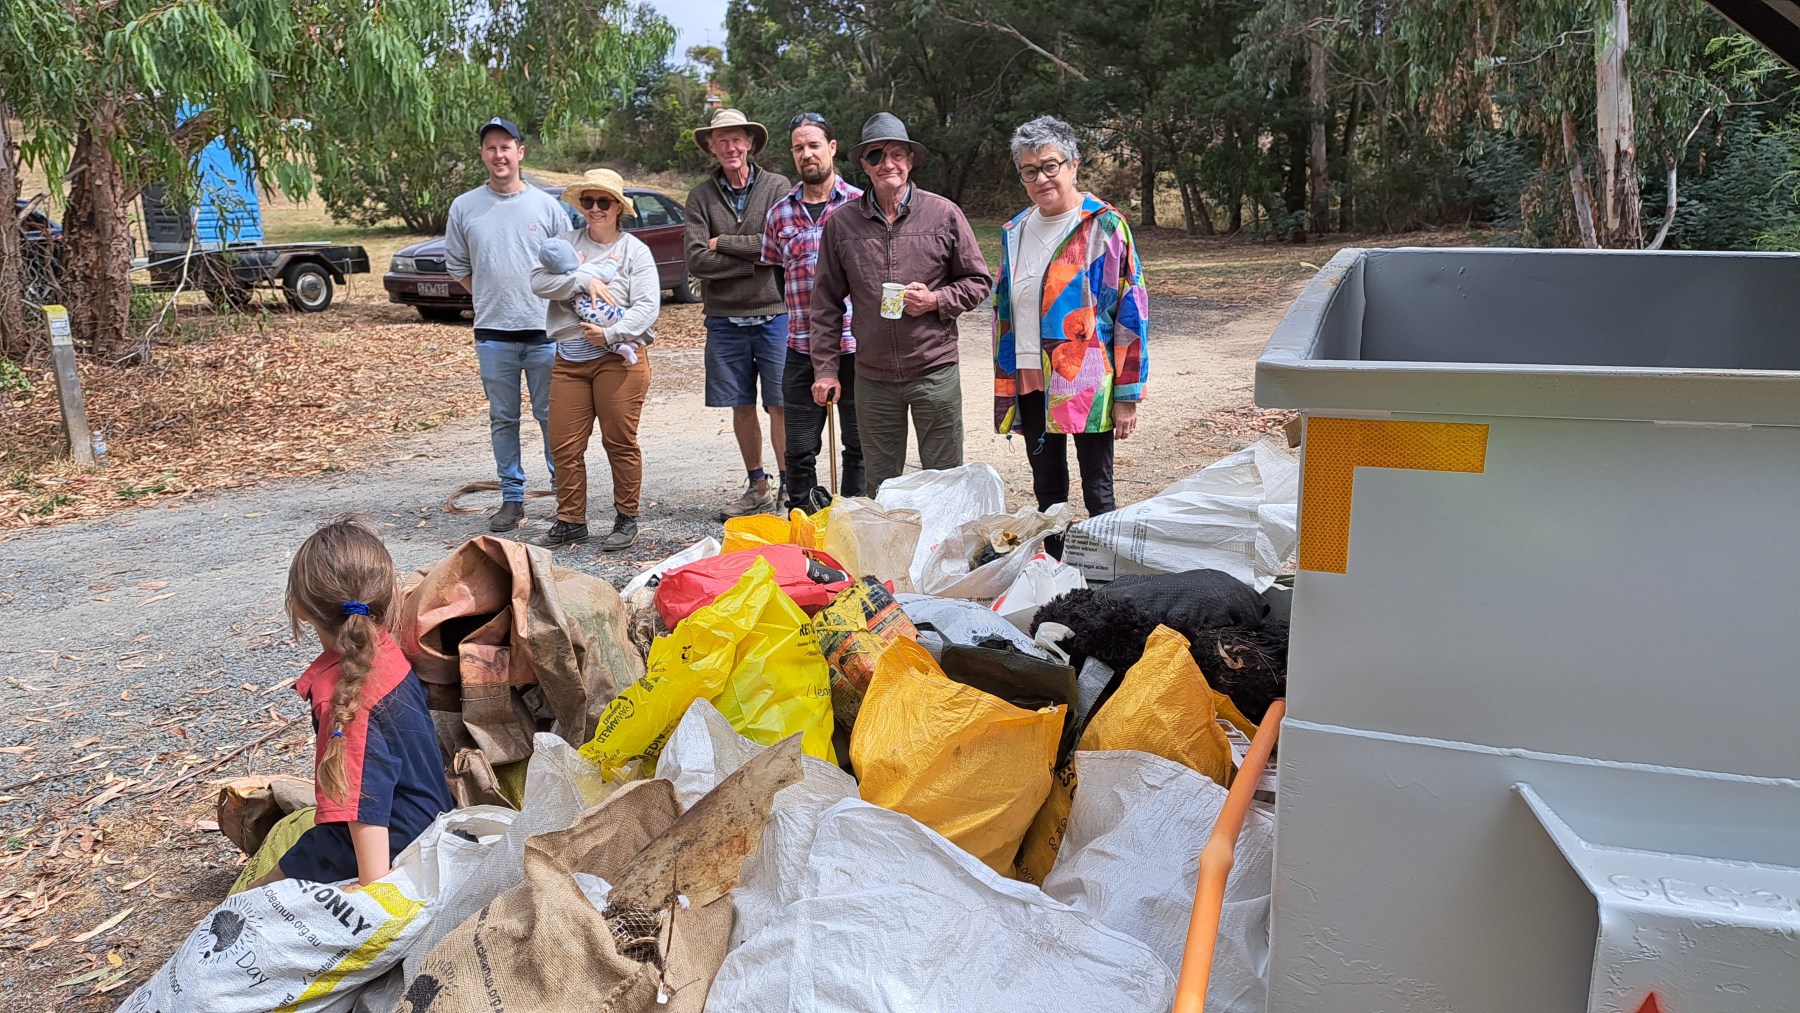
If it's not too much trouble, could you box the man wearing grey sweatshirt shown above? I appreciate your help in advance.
[445,118,571,533]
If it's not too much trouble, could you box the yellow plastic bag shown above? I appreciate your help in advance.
[790,505,830,551]
[722,514,793,553]
[851,636,1062,875]
[231,806,317,894]
[581,558,837,778]
[1016,625,1239,883]
[722,507,833,554]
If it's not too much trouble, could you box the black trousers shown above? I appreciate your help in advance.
[783,349,864,507]
[1015,390,1116,516]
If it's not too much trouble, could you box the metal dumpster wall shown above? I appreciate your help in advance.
[1257,248,1800,1013]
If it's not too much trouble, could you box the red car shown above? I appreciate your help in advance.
[383,185,700,321]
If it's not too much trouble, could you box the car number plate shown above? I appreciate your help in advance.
[418,282,450,297]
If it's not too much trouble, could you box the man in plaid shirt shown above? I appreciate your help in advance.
[763,112,865,511]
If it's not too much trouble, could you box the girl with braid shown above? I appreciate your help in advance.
[253,518,452,888]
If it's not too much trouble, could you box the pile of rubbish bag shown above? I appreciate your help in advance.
[124,441,1298,1013]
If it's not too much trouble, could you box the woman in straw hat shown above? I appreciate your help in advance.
[530,167,660,552]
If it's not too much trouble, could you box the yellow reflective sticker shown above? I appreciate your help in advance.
[1299,417,1489,573]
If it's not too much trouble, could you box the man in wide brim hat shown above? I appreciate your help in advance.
[848,111,929,165]
[806,110,991,497]
[691,108,768,156]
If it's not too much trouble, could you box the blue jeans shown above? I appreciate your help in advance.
[475,339,555,502]
[703,315,788,408]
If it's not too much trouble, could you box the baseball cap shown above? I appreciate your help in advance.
[478,117,522,143]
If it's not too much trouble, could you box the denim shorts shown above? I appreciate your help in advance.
[704,315,788,409]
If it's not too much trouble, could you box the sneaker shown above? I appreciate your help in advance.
[599,515,638,553]
[718,476,778,519]
[489,501,525,532]
[538,520,589,547]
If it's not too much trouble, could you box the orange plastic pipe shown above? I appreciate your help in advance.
[1172,699,1286,1013]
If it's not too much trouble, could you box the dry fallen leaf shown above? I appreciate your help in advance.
[68,907,133,943]
[138,592,177,608]
[0,746,34,755]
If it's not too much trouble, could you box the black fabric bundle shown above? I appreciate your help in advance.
[1031,569,1288,723]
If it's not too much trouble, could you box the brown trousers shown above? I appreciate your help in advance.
[549,352,651,523]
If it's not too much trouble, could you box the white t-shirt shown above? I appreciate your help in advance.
[1008,205,1083,369]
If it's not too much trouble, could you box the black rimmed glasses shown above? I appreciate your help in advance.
[1018,158,1068,184]
[577,196,618,211]
[790,112,829,129]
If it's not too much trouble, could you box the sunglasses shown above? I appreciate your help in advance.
[577,196,618,211]
[790,112,829,129]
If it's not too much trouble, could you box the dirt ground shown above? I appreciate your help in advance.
[0,205,1408,1004]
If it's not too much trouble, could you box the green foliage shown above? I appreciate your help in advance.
[584,61,714,175]
[312,1,675,231]
[0,358,32,399]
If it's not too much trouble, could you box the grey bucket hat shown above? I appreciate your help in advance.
[850,112,929,165]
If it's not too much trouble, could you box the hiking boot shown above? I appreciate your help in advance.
[718,476,777,520]
[489,501,525,532]
[538,520,589,547]
[599,514,638,553]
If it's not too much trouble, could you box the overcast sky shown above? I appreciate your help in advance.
[662,0,729,62]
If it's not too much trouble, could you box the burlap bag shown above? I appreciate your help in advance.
[398,736,803,1013]
[397,536,644,769]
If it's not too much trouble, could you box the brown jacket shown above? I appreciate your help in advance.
[684,164,791,317]
[809,184,992,384]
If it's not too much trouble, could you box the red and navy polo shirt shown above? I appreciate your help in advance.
[279,632,453,884]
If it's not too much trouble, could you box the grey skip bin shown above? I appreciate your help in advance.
[1256,246,1800,1013]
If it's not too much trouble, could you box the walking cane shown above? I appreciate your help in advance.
[826,390,840,499]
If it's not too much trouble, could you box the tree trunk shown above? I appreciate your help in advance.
[1561,110,1600,250]
[1307,27,1330,235]
[64,123,137,361]
[1138,144,1158,229]
[1285,129,1308,243]
[1339,85,1363,233]
[1177,174,1197,236]
[1194,188,1215,236]
[0,107,27,362]
[1594,0,1642,248]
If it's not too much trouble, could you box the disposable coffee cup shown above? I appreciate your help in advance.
[880,282,905,319]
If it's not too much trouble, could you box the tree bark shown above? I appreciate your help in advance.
[1561,110,1600,250]
[1194,187,1215,236]
[1646,155,1678,251]
[64,121,138,362]
[1594,0,1642,248]
[1177,173,1197,236]
[1307,26,1330,235]
[1285,128,1308,243]
[0,106,27,362]
[1339,84,1362,233]
[1138,144,1158,229]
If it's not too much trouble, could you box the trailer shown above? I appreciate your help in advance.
[133,133,369,312]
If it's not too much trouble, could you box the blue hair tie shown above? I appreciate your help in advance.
[341,601,371,617]
[331,730,344,739]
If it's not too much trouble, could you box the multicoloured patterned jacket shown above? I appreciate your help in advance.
[993,194,1148,435]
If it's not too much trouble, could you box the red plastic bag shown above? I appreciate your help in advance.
[655,544,851,628]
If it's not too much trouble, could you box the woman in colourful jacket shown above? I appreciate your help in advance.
[993,115,1148,518]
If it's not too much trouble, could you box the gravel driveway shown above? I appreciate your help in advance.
[0,296,1276,1005]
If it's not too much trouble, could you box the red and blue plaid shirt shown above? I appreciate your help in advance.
[762,176,862,354]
